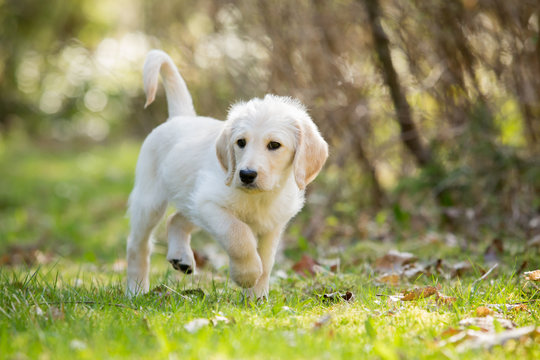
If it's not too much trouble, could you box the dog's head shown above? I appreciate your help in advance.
[216,95,328,192]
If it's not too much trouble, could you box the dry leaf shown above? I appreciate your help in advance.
[402,263,430,279]
[524,270,540,281]
[374,250,417,272]
[486,303,528,313]
[459,316,516,332]
[475,306,492,317]
[401,286,438,301]
[457,326,539,351]
[439,327,461,339]
[435,293,457,306]
[292,255,320,276]
[0,244,54,267]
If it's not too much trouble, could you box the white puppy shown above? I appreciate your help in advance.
[126,50,328,298]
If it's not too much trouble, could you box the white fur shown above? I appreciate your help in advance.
[126,50,328,298]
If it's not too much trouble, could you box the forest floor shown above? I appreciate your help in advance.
[1,138,540,359]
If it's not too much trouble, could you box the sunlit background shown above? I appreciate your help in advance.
[1,0,539,263]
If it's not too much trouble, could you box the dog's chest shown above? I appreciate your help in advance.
[229,191,302,235]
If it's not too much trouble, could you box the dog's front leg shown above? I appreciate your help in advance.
[199,203,263,288]
[167,212,196,274]
[246,229,282,299]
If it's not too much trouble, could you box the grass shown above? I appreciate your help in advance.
[1,136,540,359]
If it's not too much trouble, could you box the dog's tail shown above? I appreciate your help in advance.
[143,50,196,118]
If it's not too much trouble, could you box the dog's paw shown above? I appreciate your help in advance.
[245,281,269,300]
[169,259,194,274]
[230,255,263,288]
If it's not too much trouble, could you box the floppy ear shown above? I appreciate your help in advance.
[293,118,328,190]
[216,127,236,186]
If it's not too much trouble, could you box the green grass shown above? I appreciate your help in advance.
[1,137,540,359]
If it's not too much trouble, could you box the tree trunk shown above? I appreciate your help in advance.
[364,0,432,167]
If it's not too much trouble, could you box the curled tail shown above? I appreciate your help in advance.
[143,50,196,118]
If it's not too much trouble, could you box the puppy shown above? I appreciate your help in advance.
[126,50,328,298]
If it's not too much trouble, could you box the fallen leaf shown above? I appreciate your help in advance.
[402,263,430,279]
[439,327,461,339]
[374,250,417,272]
[401,286,438,301]
[184,318,210,333]
[486,303,529,313]
[459,316,516,332]
[292,254,320,276]
[0,244,53,267]
[475,306,492,317]
[435,293,457,306]
[524,270,540,281]
[456,326,539,351]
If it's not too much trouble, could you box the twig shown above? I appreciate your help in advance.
[472,263,498,288]
[39,301,137,310]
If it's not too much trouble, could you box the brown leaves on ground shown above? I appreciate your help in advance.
[438,314,540,351]
[374,250,472,286]
[373,250,473,287]
[475,306,492,317]
[0,243,54,267]
[523,270,540,281]
[401,286,439,301]
[374,250,417,272]
[383,285,457,306]
[291,254,335,277]
[292,254,320,276]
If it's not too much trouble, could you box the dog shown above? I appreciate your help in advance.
[126,50,328,298]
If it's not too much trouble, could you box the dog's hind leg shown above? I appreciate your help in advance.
[166,212,196,274]
[126,195,167,297]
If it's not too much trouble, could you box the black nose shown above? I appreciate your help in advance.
[239,169,257,184]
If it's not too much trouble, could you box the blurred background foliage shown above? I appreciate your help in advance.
[1,0,540,261]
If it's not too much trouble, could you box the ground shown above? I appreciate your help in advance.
[1,137,539,359]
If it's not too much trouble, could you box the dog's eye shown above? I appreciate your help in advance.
[237,138,246,148]
[267,141,281,150]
